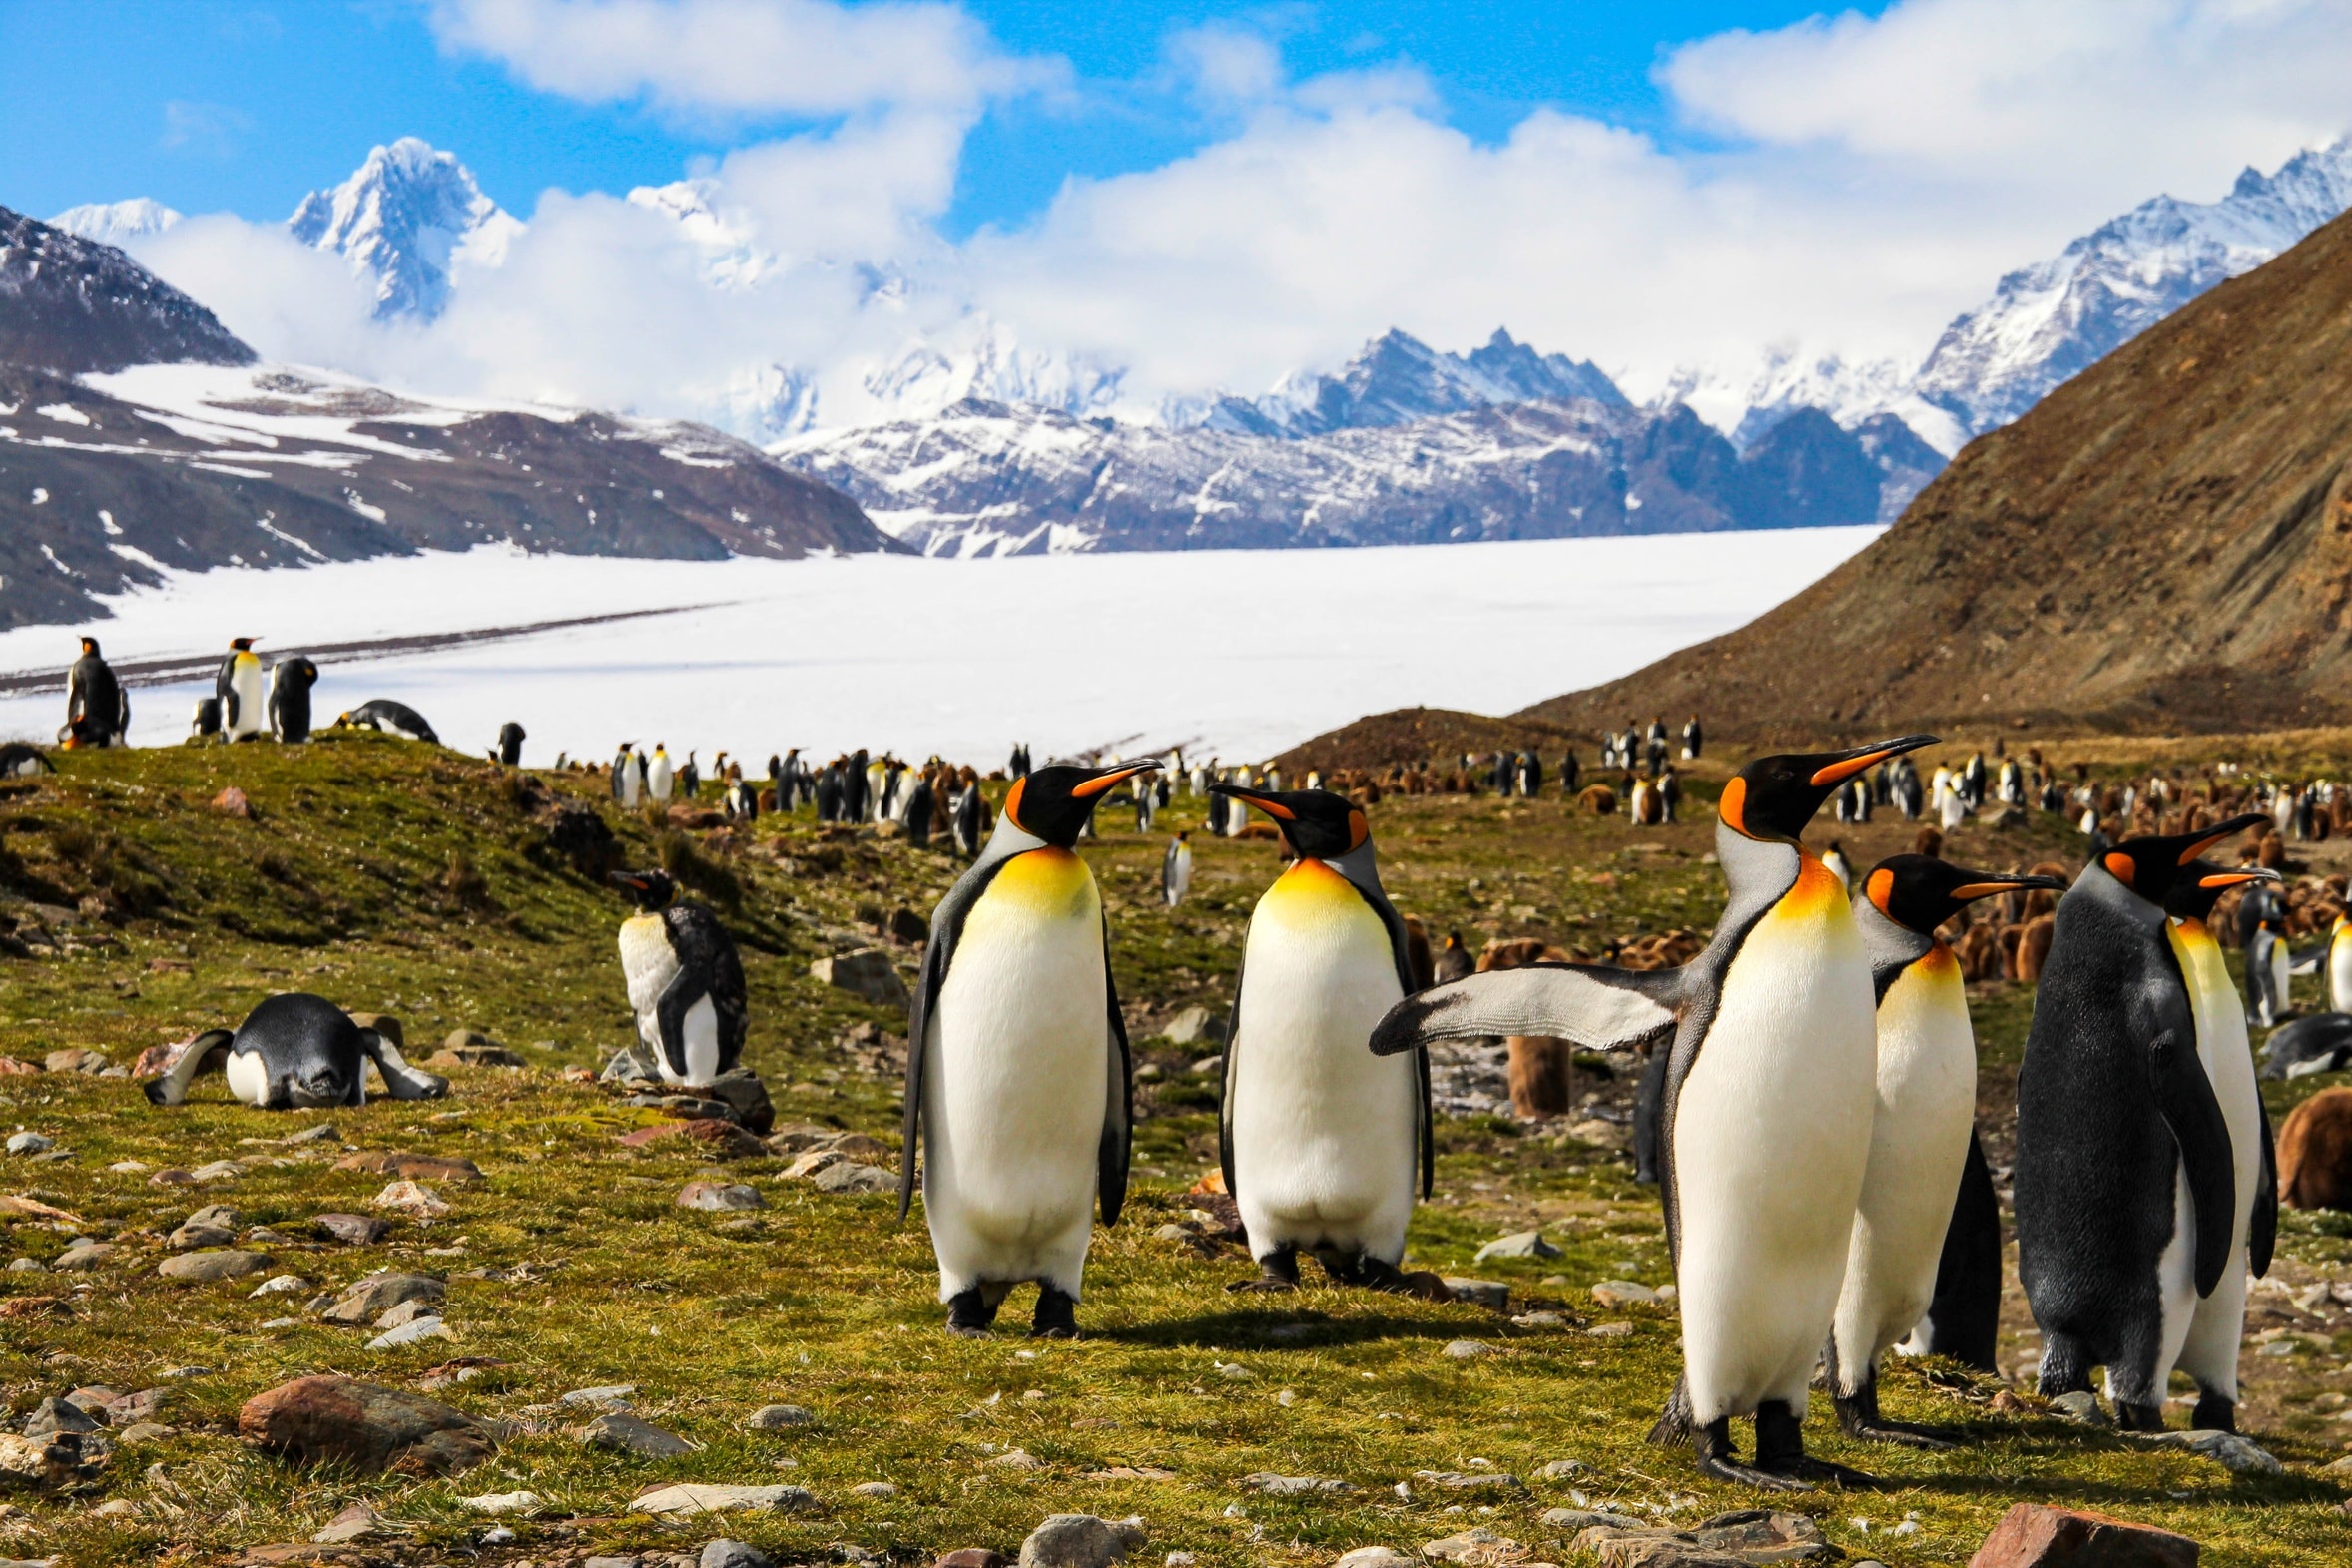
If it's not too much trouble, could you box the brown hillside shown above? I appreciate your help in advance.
[1271,707,1584,775]
[1513,201,2352,745]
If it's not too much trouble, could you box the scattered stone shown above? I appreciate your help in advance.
[1418,1470,1523,1493]
[5,1258,43,1273]
[22,1397,101,1440]
[602,1045,662,1083]
[312,1501,384,1543]
[563,1384,639,1408]
[239,1374,493,1475]
[1241,1473,1353,1495]
[2047,1391,2110,1428]
[314,1214,390,1246]
[320,1275,444,1324]
[1163,1006,1224,1045]
[170,1204,241,1249]
[116,1421,174,1444]
[935,1553,1008,1568]
[1511,1311,1566,1328]
[375,1298,439,1328]
[147,1169,197,1186]
[1569,1510,1834,1567]
[621,1120,767,1159]
[4,1133,52,1157]
[372,1180,451,1219]
[458,1489,545,1514]
[159,1250,274,1284]
[1443,1278,1509,1310]
[632,1482,818,1515]
[0,1056,41,1075]
[191,1160,245,1182]
[580,1410,697,1457]
[45,1049,108,1075]
[428,1042,528,1069]
[1442,1340,1492,1360]
[0,1429,99,1487]
[814,1162,894,1194]
[706,1069,777,1135]
[1474,1231,1561,1263]
[987,1448,1044,1469]
[109,1389,166,1425]
[2141,1428,2283,1474]
[1586,1322,1635,1338]
[679,1181,765,1212]
[52,1241,114,1271]
[1018,1513,1146,1568]
[1967,1503,2198,1568]
[1420,1531,1511,1563]
[705,1543,776,1568]
[251,1274,310,1298]
[854,1480,899,1497]
[786,1149,846,1180]
[416,1357,506,1391]
[367,1316,454,1350]
[811,949,910,1008]
[1536,1459,1586,1479]
[280,1124,339,1145]
[335,1151,484,1186]
[1541,1509,1645,1531]
[213,786,253,818]
[1589,1280,1657,1307]
[746,1404,814,1429]
[1334,1551,1413,1568]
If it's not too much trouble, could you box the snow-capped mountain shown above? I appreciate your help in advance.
[1191,327,1627,437]
[288,139,522,322]
[1911,138,2352,435]
[47,198,183,248]
[625,179,779,290]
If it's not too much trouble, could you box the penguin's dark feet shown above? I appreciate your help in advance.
[1756,1400,1879,1490]
[1692,1417,1812,1493]
[2112,1399,2167,1433]
[2190,1392,2237,1433]
[1227,1248,1300,1293]
[1341,1254,1419,1293]
[944,1288,998,1338]
[1031,1286,1079,1339]
[1833,1384,1960,1448]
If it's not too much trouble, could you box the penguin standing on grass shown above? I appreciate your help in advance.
[612,744,641,807]
[2015,817,2274,1431]
[64,637,128,748]
[952,780,984,857]
[648,745,675,804]
[900,761,1158,1338]
[496,721,525,767]
[269,656,319,743]
[1828,856,2064,1444]
[218,638,267,742]
[610,868,748,1090]
[1214,785,1432,1292]
[1377,734,1939,1489]
[1162,831,1193,908]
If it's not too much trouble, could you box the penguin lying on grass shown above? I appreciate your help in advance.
[1828,855,2064,1446]
[1212,784,1432,1293]
[900,760,1158,1339]
[611,869,748,1091]
[144,993,448,1108]
[1376,734,1939,1491]
[333,700,439,746]
[2016,817,2275,1434]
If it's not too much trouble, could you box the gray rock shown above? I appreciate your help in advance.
[1473,1231,1561,1263]
[2143,1427,2284,1474]
[563,1384,638,1407]
[679,1181,766,1212]
[1019,1514,1146,1568]
[584,1559,642,1568]
[5,1132,53,1156]
[1418,1470,1523,1492]
[1535,1459,1585,1479]
[157,1250,273,1284]
[1538,1508,1645,1531]
[1441,1340,1492,1360]
[811,949,910,1008]
[1443,1278,1508,1310]
[704,1543,775,1568]
[746,1403,814,1429]
[814,1162,894,1194]
[2048,1390,2110,1428]
[1241,1472,1352,1495]
[1333,1552,1413,1568]
[313,1213,391,1245]
[602,1045,662,1084]
[633,1482,817,1515]
[22,1398,101,1439]
[170,1204,241,1250]
[1188,1055,1223,1077]
[4,1258,41,1273]
[705,1070,776,1136]
[376,1298,440,1329]
[1163,1007,1225,1046]
[853,1480,899,1497]
[366,1315,454,1349]
[320,1273,444,1324]
[1588,1279,1657,1307]
[52,1242,115,1271]
[579,1410,696,1457]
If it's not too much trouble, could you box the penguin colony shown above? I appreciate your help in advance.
[69,626,2330,1491]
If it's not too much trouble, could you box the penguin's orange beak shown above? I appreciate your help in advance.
[2198,869,2280,889]
[1948,875,2068,901]
[1809,734,1938,789]
[1216,784,1295,820]
[1072,763,1159,799]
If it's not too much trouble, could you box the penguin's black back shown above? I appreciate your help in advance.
[1917,1127,2003,1372]
[238,992,367,1106]
[664,902,749,1070]
[2015,879,2188,1358]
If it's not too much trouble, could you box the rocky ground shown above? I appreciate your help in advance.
[0,736,2340,1566]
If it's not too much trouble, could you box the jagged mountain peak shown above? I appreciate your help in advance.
[48,198,183,249]
[288,137,523,322]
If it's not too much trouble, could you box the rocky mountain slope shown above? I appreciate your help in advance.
[0,205,893,631]
[1517,201,2352,742]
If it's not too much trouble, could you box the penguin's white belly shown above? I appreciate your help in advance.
[2331,935,2352,1013]
[1673,858,1876,1421]
[1833,947,1977,1388]
[2268,942,2291,1021]
[923,849,1109,1298]
[1229,860,1414,1261]
[226,1047,273,1107]
[620,915,683,1066]
[2171,921,2259,1397]
[227,663,267,736]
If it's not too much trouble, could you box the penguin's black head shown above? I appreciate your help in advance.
[1719,735,1938,843]
[1208,784,1368,860]
[2096,813,2268,904]
[230,637,255,652]
[1003,761,1160,849]
[1861,855,2067,936]
[609,868,678,911]
[2164,859,2280,922]
[79,637,99,656]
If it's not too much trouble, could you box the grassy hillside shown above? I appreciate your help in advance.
[0,737,2344,1566]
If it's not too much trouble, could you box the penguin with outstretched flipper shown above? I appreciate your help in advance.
[1827,855,2064,1445]
[2015,817,2270,1432]
[899,761,1158,1338]
[1211,785,1433,1294]
[144,993,446,1108]
[1376,734,1939,1490]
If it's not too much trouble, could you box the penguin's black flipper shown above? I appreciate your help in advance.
[2251,1093,2278,1278]
[143,1030,234,1106]
[1218,954,1245,1206]
[1371,961,1683,1057]
[898,854,1012,1221]
[2147,1028,2237,1297]
[361,1030,449,1100]
[1099,924,1133,1227]
[1360,886,1439,1200]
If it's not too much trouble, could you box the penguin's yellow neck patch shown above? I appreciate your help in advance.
[1915,939,1960,978]
[984,846,1097,920]
[1773,851,1848,923]
[1256,856,1380,933]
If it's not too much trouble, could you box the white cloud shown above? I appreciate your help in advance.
[425,0,1054,118]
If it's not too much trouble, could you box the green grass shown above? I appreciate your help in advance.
[0,739,2342,1565]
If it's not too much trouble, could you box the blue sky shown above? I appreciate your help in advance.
[0,0,1876,233]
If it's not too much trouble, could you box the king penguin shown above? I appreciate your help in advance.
[144,993,447,1108]
[1822,841,1855,895]
[2015,817,2276,1431]
[218,638,268,742]
[1830,855,2064,1445]
[268,657,319,743]
[612,744,641,808]
[2329,914,2352,1013]
[1212,784,1433,1292]
[610,868,749,1090]
[1162,830,1193,908]
[899,760,1159,1337]
[648,745,675,804]
[1375,733,1938,1489]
